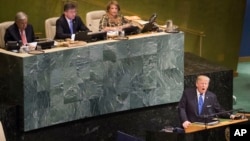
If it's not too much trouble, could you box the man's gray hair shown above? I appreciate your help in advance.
[15,11,28,21]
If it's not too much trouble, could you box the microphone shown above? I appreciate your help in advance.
[206,105,213,114]
[234,109,247,119]
[198,108,243,119]
[207,108,243,118]
[149,13,157,23]
[206,105,217,120]
[238,110,249,114]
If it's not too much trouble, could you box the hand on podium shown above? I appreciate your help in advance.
[230,114,245,120]
[182,120,191,128]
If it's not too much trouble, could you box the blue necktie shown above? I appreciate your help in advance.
[69,20,73,34]
[198,94,203,115]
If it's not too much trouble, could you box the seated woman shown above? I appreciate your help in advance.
[99,0,132,31]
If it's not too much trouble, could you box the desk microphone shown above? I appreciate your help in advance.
[207,108,243,118]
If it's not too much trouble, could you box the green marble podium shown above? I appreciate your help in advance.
[0,32,184,131]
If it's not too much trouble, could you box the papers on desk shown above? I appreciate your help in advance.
[133,19,149,25]
[124,16,149,25]
[55,41,87,47]
[193,120,220,126]
[124,15,141,21]
[130,19,149,30]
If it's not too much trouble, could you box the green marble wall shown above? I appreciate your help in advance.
[0,33,184,131]
[0,0,245,71]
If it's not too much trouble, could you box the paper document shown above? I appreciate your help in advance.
[133,19,149,25]
[193,120,220,126]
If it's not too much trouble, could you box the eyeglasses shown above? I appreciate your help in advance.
[65,9,77,14]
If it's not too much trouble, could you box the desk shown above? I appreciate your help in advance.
[0,32,184,131]
[185,118,248,133]
[146,119,248,141]
[0,122,6,141]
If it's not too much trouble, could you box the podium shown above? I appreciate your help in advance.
[185,118,248,133]
[146,118,248,141]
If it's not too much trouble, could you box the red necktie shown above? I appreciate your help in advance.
[20,30,27,45]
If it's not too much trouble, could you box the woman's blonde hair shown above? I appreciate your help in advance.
[106,0,120,12]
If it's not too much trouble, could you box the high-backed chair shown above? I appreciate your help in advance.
[86,10,106,32]
[0,121,6,141]
[45,17,59,40]
[0,21,14,48]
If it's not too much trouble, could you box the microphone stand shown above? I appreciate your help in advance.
[208,108,243,117]
[204,114,209,129]
[200,108,243,129]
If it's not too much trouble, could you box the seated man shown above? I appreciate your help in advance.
[4,11,35,46]
[54,2,90,40]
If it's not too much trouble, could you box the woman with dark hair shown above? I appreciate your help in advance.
[99,0,131,31]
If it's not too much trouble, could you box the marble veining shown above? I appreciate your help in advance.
[0,33,184,131]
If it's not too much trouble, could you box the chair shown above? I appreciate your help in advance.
[117,131,144,141]
[86,10,106,32]
[0,21,14,48]
[45,17,59,40]
[0,121,6,141]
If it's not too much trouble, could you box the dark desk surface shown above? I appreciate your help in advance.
[184,52,231,76]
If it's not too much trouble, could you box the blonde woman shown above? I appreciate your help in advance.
[99,0,131,31]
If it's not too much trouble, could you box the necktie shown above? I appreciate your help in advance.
[198,94,203,115]
[69,20,73,34]
[20,30,27,45]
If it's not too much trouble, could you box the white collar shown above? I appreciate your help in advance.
[19,29,26,34]
[65,17,72,23]
[196,89,204,97]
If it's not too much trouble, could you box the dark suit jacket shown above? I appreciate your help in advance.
[178,88,230,123]
[4,23,35,45]
[54,14,90,39]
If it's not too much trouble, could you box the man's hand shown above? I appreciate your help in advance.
[231,114,244,120]
[230,114,236,119]
[182,121,191,128]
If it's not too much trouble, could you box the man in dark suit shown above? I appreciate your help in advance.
[178,75,236,129]
[4,11,35,46]
[54,2,90,40]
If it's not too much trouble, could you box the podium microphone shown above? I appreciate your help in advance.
[204,108,243,118]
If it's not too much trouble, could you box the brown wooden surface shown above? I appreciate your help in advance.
[0,32,171,57]
[0,122,6,141]
[237,113,250,119]
[185,118,248,133]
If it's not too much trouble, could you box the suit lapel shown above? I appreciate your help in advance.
[202,92,210,113]
[25,26,30,42]
[72,19,75,33]
[190,89,199,115]
[63,16,71,33]
[13,24,21,41]
[203,93,208,106]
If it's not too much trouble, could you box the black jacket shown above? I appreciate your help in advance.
[4,23,35,45]
[178,88,231,123]
[54,14,89,39]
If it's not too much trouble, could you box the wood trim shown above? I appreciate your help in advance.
[0,122,6,141]
[238,56,250,62]
[185,118,248,133]
[234,71,238,77]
